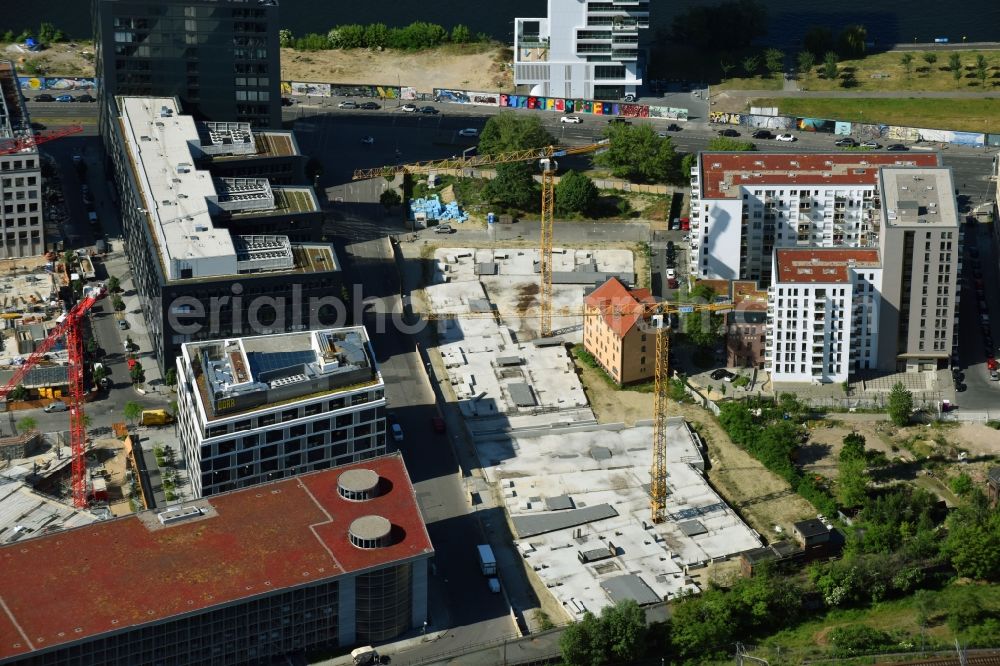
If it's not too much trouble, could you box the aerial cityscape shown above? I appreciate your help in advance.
[0,1,998,665]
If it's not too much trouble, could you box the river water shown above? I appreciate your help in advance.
[4,1,998,50]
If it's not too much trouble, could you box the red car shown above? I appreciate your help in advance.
[679,217,690,231]
[431,416,446,433]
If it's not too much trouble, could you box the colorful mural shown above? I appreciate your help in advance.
[18,77,96,91]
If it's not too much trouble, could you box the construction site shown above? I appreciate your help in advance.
[413,241,763,619]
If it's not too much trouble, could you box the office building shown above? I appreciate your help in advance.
[0,454,433,665]
[0,61,43,258]
[583,277,655,384]
[105,97,337,371]
[93,0,281,132]
[514,0,649,100]
[766,248,882,383]
[176,327,386,497]
[689,152,940,282]
[874,167,961,371]
[727,280,768,369]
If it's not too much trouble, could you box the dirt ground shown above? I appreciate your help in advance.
[281,45,512,91]
[1,41,513,93]
[576,363,818,538]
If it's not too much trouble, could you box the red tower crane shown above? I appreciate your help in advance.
[0,285,106,507]
[0,124,84,156]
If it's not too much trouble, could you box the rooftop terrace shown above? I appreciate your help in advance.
[0,455,431,663]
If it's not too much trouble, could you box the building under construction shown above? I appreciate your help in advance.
[0,61,44,258]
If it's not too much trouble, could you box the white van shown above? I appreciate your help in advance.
[44,401,68,413]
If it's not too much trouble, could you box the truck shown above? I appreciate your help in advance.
[140,409,174,426]
[477,544,497,576]
[351,646,378,665]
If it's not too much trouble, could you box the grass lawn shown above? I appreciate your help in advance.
[748,97,1000,133]
[714,75,784,91]
[799,49,1000,92]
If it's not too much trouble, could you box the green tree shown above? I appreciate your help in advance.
[600,600,647,662]
[823,51,840,80]
[8,385,27,401]
[1,31,14,44]
[450,24,472,44]
[840,432,866,462]
[483,163,536,210]
[764,48,784,79]
[950,472,973,496]
[328,24,364,49]
[130,362,145,386]
[559,611,605,666]
[837,24,867,58]
[949,52,962,85]
[123,401,143,424]
[106,275,120,293]
[741,53,761,77]
[362,23,389,49]
[887,382,913,426]
[278,29,294,48]
[803,25,833,58]
[669,588,735,660]
[92,363,108,386]
[797,50,816,75]
[942,509,1000,580]
[16,416,37,433]
[37,22,60,44]
[707,136,757,151]
[478,113,553,156]
[555,170,598,215]
[948,593,984,632]
[379,189,401,209]
[838,456,869,507]
[829,624,892,658]
[596,124,679,183]
[164,367,177,387]
[975,53,988,86]
[900,52,914,78]
[719,57,735,82]
[112,295,125,312]
[922,52,937,68]
[680,153,697,180]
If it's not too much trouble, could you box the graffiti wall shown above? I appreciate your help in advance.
[742,114,794,130]
[401,87,417,101]
[18,77,95,91]
[434,89,500,106]
[286,82,401,99]
[648,106,690,121]
[796,118,837,133]
[709,111,742,125]
[290,82,331,97]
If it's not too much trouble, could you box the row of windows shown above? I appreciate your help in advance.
[200,447,383,494]
[0,158,35,171]
[202,393,383,439]
[200,424,384,468]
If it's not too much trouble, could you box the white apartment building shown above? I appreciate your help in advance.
[689,152,941,283]
[514,0,649,100]
[0,61,44,258]
[767,248,882,383]
[176,327,386,497]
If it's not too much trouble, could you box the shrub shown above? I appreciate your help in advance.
[829,624,893,657]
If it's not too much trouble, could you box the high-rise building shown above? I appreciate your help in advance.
[766,248,882,383]
[0,454,433,665]
[689,152,940,283]
[94,0,282,132]
[514,0,649,101]
[105,96,338,371]
[0,61,44,258]
[875,167,961,371]
[176,327,387,497]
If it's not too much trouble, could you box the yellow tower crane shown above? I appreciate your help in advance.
[353,142,608,337]
[418,298,731,523]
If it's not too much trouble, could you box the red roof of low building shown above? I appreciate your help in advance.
[584,277,656,338]
[699,152,940,199]
[775,248,881,284]
[0,454,432,662]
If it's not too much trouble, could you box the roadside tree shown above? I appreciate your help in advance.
[900,53,914,78]
[741,54,761,77]
[483,163,536,210]
[106,275,120,293]
[886,382,913,426]
[949,53,962,85]
[478,113,553,156]
[123,401,143,424]
[596,124,679,183]
[16,417,37,433]
[130,362,145,386]
[764,48,784,79]
[797,50,816,75]
[975,54,988,86]
[922,52,937,69]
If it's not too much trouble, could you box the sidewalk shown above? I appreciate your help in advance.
[719,89,1000,99]
[101,253,166,393]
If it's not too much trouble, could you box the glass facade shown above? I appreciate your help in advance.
[355,563,413,643]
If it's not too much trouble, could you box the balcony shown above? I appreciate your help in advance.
[517,34,549,48]
[611,48,640,60]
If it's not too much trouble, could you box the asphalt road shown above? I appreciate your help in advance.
[954,221,1000,410]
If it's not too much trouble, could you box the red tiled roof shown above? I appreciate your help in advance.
[700,152,940,199]
[775,248,881,284]
[0,454,432,661]
[584,277,655,338]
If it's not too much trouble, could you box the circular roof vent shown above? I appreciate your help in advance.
[338,469,380,501]
[349,515,392,549]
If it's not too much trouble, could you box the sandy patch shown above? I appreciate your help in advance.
[280,46,512,92]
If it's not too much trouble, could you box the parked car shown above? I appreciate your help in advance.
[560,115,582,124]
[281,97,294,106]
[431,416,446,434]
[835,137,858,147]
[434,224,454,234]
[666,123,682,132]
[360,102,380,110]
[752,129,773,139]
[118,320,129,330]
[667,277,679,289]
[34,93,54,102]
[458,128,479,137]
[400,103,418,112]
[419,105,438,114]
[860,141,881,149]
[76,94,95,103]
[666,268,676,280]
[775,133,797,142]
[360,135,374,145]
[718,128,740,137]
[54,94,74,103]
[679,217,690,231]
[337,100,358,109]
[391,423,404,442]
[43,401,68,413]
[886,143,908,151]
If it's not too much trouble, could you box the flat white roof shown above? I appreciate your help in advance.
[118,97,236,281]
[880,167,959,228]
